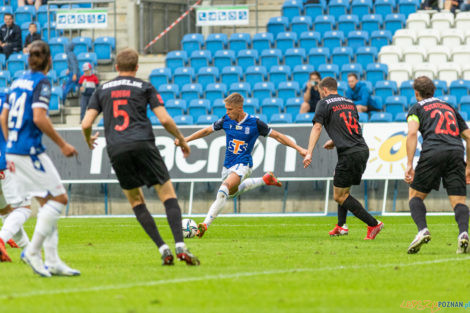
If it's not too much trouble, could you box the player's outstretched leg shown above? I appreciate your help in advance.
[11,227,30,249]
[454,203,469,254]
[329,205,349,236]
[341,195,382,240]
[198,185,229,238]
[44,228,80,276]
[407,228,431,254]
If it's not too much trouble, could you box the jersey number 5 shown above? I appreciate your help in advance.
[113,99,129,131]
[430,109,459,136]
[339,111,359,135]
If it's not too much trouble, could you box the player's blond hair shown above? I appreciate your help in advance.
[224,93,244,107]
[116,48,139,72]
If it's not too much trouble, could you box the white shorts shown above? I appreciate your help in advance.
[221,164,252,182]
[2,153,66,207]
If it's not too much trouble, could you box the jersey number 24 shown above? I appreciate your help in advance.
[8,92,27,131]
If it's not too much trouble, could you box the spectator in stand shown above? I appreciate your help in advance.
[346,73,375,113]
[444,0,462,13]
[62,42,79,105]
[18,0,45,11]
[461,0,470,10]
[78,62,99,121]
[421,0,439,9]
[0,14,22,59]
[23,23,41,54]
[299,71,322,114]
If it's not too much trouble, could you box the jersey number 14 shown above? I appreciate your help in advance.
[339,111,359,135]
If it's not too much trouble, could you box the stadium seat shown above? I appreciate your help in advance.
[37,4,56,27]
[6,53,26,76]
[455,12,470,29]
[402,46,426,64]
[441,29,464,47]
[375,0,396,16]
[278,81,300,102]
[413,63,437,79]
[205,83,227,102]
[358,112,369,123]
[149,68,171,87]
[58,68,69,85]
[438,63,461,84]
[460,95,470,116]
[260,49,283,70]
[244,98,259,114]
[270,113,293,124]
[356,47,377,68]
[371,30,392,50]
[369,112,393,122]
[245,66,267,85]
[205,33,227,55]
[338,15,359,34]
[261,98,284,118]
[397,0,419,17]
[190,50,211,72]
[229,33,251,53]
[221,66,243,86]
[347,31,369,51]
[72,36,92,55]
[166,50,187,68]
[295,112,314,123]
[267,17,289,37]
[197,67,219,88]
[323,31,344,50]
[229,82,251,98]
[282,0,303,21]
[299,31,321,50]
[385,96,407,117]
[393,29,416,48]
[13,70,26,81]
[314,15,335,33]
[431,12,454,29]
[212,99,226,117]
[252,32,274,54]
[399,80,414,101]
[459,111,469,121]
[197,114,219,125]
[332,47,353,68]
[77,52,98,71]
[452,46,470,66]
[0,70,10,87]
[352,0,372,17]
[188,99,210,121]
[366,63,388,83]
[165,99,186,117]
[406,12,429,30]
[292,64,315,87]
[449,80,470,102]
[329,0,349,19]
[49,36,69,57]
[276,32,297,53]
[173,115,194,125]
[284,48,306,68]
[181,33,204,53]
[15,5,35,25]
[41,21,60,39]
[463,64,470,81]
[394,112,408,122]
[439,95,457,108]
[427,46,450,64]
[308,47,330,67]
[173,67,195,86]
[337,81,348,95]
[379,45,402,64]
[157,84,179,103]
[0,54,5,69]
[361,14,382,33]
[291,16,312,37]
[214,50,235,68]
[384,14,406,34]
[285,97,303,116]
[305,0,326,18]
[433,80,448,97]
[388,63,411,87]
[93,36,115,63]
[318,64,339,79]
[254,113,268,124]
[371,95,383,110]
[253,82,275,101]
[237,49,258,69]
[375,80,398,102]
[49,86,62,116]
[181,83,203,102]
[340,63,363,81]
[269,65,291,88]
[417,29,440,49]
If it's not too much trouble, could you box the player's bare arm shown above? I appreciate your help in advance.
[323,140,335,149]
[33,107,77,157]
[268,130,307,157]
[460,128,470,184]
[153,106,191,158]
[0,107,9,140]
[303,123,323,168]
[405,119,419,184]
[179,126,214,144]
[81,108,100,150]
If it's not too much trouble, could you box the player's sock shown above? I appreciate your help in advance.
[342,195,378,227]
[203,185,229,227]
[12,227,30,249]
[409,197,428,231]
[163,198,184,244]
[158,244,170,255]
[132,203,165,248]
[454,203,469,234]
[236,178,264,195]
[0,207,31,243]
[29,200,64,256]
[44,227,60,265]
[337,204,348,227]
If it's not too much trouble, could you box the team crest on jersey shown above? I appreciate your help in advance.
[228,139,247,154]
[235,125,242,130]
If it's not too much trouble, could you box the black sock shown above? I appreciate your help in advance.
[164,198,184,244]
[342,195,378,227]
[133,203,165,247]
[454,203,469,234]
[337,204,348,227]
[409,197,428,231]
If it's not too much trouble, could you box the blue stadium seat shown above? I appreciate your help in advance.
[394,112,408,122]
[244,98,259,114]
[459,111,468,121]
[433,80,448,97]
[370,30,392,50]
[97,118,104,127]
[397,0,419,17]
[284,48,306,68]
[197,67,219,88]
[37,5,57,27]
[229,82,251,98]
[15,5,35,25]
[370,112,393,122]
[260,49,283,70]
[270,113,293,124]
[338,81,348,95]
[148,115,161,126]
[295,112,314,123]
[214,50,235,68]
[375,80,398,103]
[93,36,115,63]
[77,52,97,71]
[323,31,344,50]
[173,67,195,86]
[358,112,369,122]
[314,15,335,33]
[282,0,303,21]
[449,80,470,103]
[41,21,60,39]
[366,63,388,83]
[229,33,252,53]
[6,53,26,76]
[221,66,243,86]
[371,95,384,110]
[439,95,457,108]
[291,16,312,37]
[0,54,5,69]
[308,47,330,67]
[293,64,315,87]
[356,46,377,68]
[190,50,211,72]
[253,82,275,102]
[269,65,291,88]
[341,63,363,81]
[361,14,383,33]
[174,115,194,125]
[58,69,68,85]
[399,80,414,102]
[166,50,187,68]
[181,83,203,102]
[245,66,267,85]
[276,32,298,53]
[197,114,219,125]
[460,96,470,116]
[351,0,373,17]
[267,16,289,37]
[299,31,321,50]
[332,47,353,68]
[149,68,171,87]
[72,36,92,55]
[212,99,226,117]
[181,33,204,53]
[165,99,186,118]
[49,86,62,116]
[305,1,326,18]
[188,99,210,121]
[254,113,269,124]
[318,64,339,79]
[205,33,227,55]
[384,14,406,35]
[0,70,10,87]
[49,36,69,57]
[205,83,227,102]
[338,15,359,34]
[285,97,303,115]
[252,33,274,54]
[329,0,349,19]
[13,70,27,81]
[375,0,396,16]
[347,31,369,51]
[363,80,373,93]
[157,84,179,102]
[261,98,284,119]
[278,81,300,102]
[0,6,12,23]
[237,49,258,69]
[385,96,407,117]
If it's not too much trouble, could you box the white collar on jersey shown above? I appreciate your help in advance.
[236,113,248,125]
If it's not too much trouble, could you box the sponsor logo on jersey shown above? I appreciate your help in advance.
[245,127,250,135]
[228,139,247,154]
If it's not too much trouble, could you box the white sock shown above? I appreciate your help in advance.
[237,177,265,195]
[29,200,64,256]
[175,242,185,249]
[203,185,229,227]
[12,227,30,249]
[44,227,60,265]
[158,244,170,255]
[0,207,31,243]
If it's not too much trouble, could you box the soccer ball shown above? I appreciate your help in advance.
[182,219,198,238]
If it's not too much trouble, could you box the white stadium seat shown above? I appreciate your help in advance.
[417,29,440,48]
[427,46,450,64]
[388,63,412,86]
[413,63,437,79]
[406,13,430,30]
[378,45,402,63]
[440,29,464,47]
[393,29,416,47]
[465,30,470,45]
[438,63,461,84]
[462,64,470,80]
[430,12,454,29]
[455,12,470,29]
[403,46,427,64]
[451,46,470,65]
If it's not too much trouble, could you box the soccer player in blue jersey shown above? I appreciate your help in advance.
[178,93,307,238]
[0,41,80,276]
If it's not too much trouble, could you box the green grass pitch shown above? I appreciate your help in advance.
[0,216,469,313]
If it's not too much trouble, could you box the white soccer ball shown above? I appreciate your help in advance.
[182,218,198,238]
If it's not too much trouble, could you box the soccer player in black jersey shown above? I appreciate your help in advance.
[303,77,384,240]
[405,76,470,254]
[81,48,199,265]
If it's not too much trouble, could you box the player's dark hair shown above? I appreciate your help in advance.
[4,13,13,19]
[224,93,244,106]
[28,40,51,72]
[116,48,139,72]
[347,73,358,80]
[319,77,338,91]
[413,76,436,99]
[310,71,321,79]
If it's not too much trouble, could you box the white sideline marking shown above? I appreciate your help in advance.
[2,256,469,300]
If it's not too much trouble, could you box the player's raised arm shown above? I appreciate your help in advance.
[303,123,323,168]
[405,117,419,184]
[268,130,306,157]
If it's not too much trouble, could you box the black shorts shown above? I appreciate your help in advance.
[333,149,369,188]
[411,149,466,196]
[110,145,170,190]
